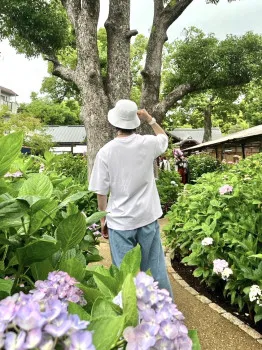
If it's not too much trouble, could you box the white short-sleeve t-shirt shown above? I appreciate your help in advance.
[88,133,168,230]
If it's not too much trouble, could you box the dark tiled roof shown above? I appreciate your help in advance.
[0,86,18,96]
[184,125,262,151]
[168,127,222,143]
[45,125,86,144]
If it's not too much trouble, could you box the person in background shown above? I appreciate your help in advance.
[174,149,188,184]
[159,156,171,171]
[88,99,173,297]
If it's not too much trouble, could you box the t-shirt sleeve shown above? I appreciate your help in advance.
[88,150,109,195]
[153,134,168,158]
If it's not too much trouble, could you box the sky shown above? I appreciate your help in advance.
[0,0,262,103]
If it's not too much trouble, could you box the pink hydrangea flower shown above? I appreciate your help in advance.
[219,184,233,195]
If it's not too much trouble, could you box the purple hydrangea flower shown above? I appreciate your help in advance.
[69,331,96,350]
[173,149,184,159]
[121,271,192,350]
[32,271,86,306]
[0,272,94,350]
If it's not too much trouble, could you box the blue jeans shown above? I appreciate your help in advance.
[108,220,173,298]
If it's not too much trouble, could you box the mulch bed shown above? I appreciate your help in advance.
[171,255,262,334]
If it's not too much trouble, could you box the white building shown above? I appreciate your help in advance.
[0,86,19,113]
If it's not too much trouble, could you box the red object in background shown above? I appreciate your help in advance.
[178,167,187,184]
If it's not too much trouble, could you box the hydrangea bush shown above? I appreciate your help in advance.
[156,170,183,214]
[187,153,221,183]
[164,153,262,323]
[0,133,201,349]
[0,132,104,296]
[0,250,201,350]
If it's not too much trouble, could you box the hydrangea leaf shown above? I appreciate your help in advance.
[0,132,23,178]
[85,211,107,226]
[30,258,54,281]
[120,245,141,278]
[91,297,122,319]
[122,273,139,327]
[18,174,53,198]
[78,285,104,305]
[188,329,201,350]
[56,212,86,251]
[16,240,60,266]
[0,199,29,229]
[0,278,13,299]
[88,316,125,350]
[59,257,86,282]
[68,302,91,321]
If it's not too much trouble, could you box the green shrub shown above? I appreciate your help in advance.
[50,153,88,184]
[0,132,104,294]
[164,153,262,322]
[187,153,221,183]
[156,169,183,214]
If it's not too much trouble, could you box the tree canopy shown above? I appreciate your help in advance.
[0,0,247,170]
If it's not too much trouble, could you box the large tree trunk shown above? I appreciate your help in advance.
[59,0,134,175]
[57,0,194,175]
[203,106,212,142]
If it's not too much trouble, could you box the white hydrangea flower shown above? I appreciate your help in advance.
[113,291,123,308]
[221,267,233,280]
[201,237,213,246]
[213,259,229,274]
[249,285,262,302]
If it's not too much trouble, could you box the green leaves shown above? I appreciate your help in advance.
[19,174,53,198]
[189,330,202,350]
[59,258,85,282]
[0,198,28,229]
[0,278,13,299]
[16,239,60,266]
[0,132,23,177]
[165,152,262,324]
[88,316,125,350]
[120,244,141,277]
[56,212,86,251]
[122,274,138,327]
[68,302,91,321]
[86,211,107,226]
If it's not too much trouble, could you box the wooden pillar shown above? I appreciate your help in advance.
[221,144,225,161]
[241,143,246,159]
[215,147,218,159]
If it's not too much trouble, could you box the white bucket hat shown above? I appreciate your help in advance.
[108,99,141,129]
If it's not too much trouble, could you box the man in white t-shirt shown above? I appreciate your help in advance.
[88,99,173,297]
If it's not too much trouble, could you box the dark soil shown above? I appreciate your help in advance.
[171,255,262,334]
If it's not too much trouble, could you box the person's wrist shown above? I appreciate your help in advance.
[148,117,156,125]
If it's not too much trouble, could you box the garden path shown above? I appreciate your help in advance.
[92,219,262,350]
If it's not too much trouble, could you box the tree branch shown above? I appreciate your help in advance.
[140,0,193,111]
[126,30,139,39]
[45,57,77,84]
[163,0,194,29]
[156,83,195,116]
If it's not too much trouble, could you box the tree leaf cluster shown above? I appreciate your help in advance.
[162,28,262,94]
[0,0,72,57]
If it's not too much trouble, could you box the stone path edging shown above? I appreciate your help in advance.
[165,251,262,345]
